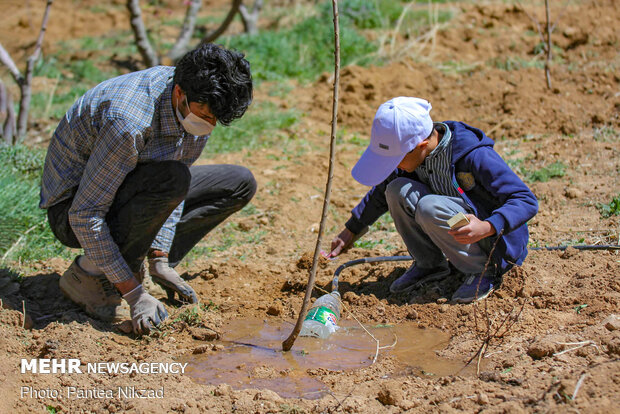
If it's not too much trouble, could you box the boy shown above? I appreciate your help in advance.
[328,97,538,303]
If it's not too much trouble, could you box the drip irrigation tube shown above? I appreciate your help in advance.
[330,245,619,292]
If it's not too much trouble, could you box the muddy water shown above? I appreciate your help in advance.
[183,318,464,399]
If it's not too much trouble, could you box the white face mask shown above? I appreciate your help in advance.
[175,96,215,136]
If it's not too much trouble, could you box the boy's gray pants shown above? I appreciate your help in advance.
[385,177,491,274]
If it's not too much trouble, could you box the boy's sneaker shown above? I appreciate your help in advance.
[389,263,450,294]
[452,273,495,303]
[59,257,130,323]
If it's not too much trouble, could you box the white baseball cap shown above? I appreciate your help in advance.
[351,97,433,186]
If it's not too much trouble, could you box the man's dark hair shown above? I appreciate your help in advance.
[174,43,252,126]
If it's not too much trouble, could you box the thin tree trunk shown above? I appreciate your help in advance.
[201,0,243,44]
[544,0,552,89]
[16,0,53,138]
[239,0,263,35]
[127,0,159,67]
[167,0,202,61]
[0,80,16,144]
[282,0,340,352]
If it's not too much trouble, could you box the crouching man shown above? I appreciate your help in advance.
[40,44,256,333]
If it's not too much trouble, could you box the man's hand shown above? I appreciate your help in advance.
[327,226,368,258]
[122,285,168,335]
[448,214,496,244]
[149,256,198,303]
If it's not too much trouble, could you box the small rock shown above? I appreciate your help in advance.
[406,310,418,320]
[506,378,524,386]
[192,345,210,354]
[602,314,620,331]
[253,389,283,403]
[267,304,281,316]
[343,291,359,305]
[237,220,252,232]
[527,337,558,359]
[477,393,490,405]
[479,371,501,383]
[603,336,620,356]
[377,384,403,406]
[436,298,448,304]
[213,384,232,397]
[564,187,583,199]
[191,327,218,341]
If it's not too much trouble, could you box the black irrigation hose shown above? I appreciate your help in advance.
[331,255,412,292]
[330,245,619,292]
[529,245,619,251]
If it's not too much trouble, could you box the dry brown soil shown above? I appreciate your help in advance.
[1,0,619,413]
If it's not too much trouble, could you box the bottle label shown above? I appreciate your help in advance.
[304,306,338,327]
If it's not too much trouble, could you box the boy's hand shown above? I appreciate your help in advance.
[328,228,355,258]
[448,214,495,244]
[328,226,369,258]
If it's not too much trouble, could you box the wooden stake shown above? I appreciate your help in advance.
[282,0,340,352]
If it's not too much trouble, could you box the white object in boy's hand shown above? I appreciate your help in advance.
[448,212,470,229]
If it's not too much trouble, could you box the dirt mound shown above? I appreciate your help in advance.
[308,1,619,139]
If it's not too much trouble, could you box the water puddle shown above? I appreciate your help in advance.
[183,318,464,399]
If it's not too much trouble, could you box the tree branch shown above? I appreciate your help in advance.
[201,0,243,44]
[126,0,159,67]
[239,0,263,35]
[0,43,24,85]
[544,0,552,89]
[282,0,340,352]
[16,0,54,137]
[0,80,16,144]
[167,0,203,61]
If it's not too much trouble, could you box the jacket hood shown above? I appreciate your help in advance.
[444,121,495,163]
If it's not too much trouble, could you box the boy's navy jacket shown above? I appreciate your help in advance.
[345,121,539,276]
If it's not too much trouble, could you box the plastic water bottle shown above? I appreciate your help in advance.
[299,291,341,338]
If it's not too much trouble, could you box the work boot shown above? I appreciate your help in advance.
[389,262,450,294]
[59,257,130,323]
[148,250,198,303]
[133,261,166,298]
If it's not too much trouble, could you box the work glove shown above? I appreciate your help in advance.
[123,284,168,335]
[149,256,198,303]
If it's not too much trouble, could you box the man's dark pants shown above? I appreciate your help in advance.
[47,161,257,273]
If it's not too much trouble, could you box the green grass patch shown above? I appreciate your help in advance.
[222,9,378,82]
[354,238,385,249]
[320,0,404,30]
[0,145,71,263]
[438,60,481,75]
[593,126,618,142]
[597,194,620,218]
[521,161,566,183]
[487,56,545,71]
[203,102,301,155]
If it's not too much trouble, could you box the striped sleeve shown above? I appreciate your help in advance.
[68,117,144,284]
